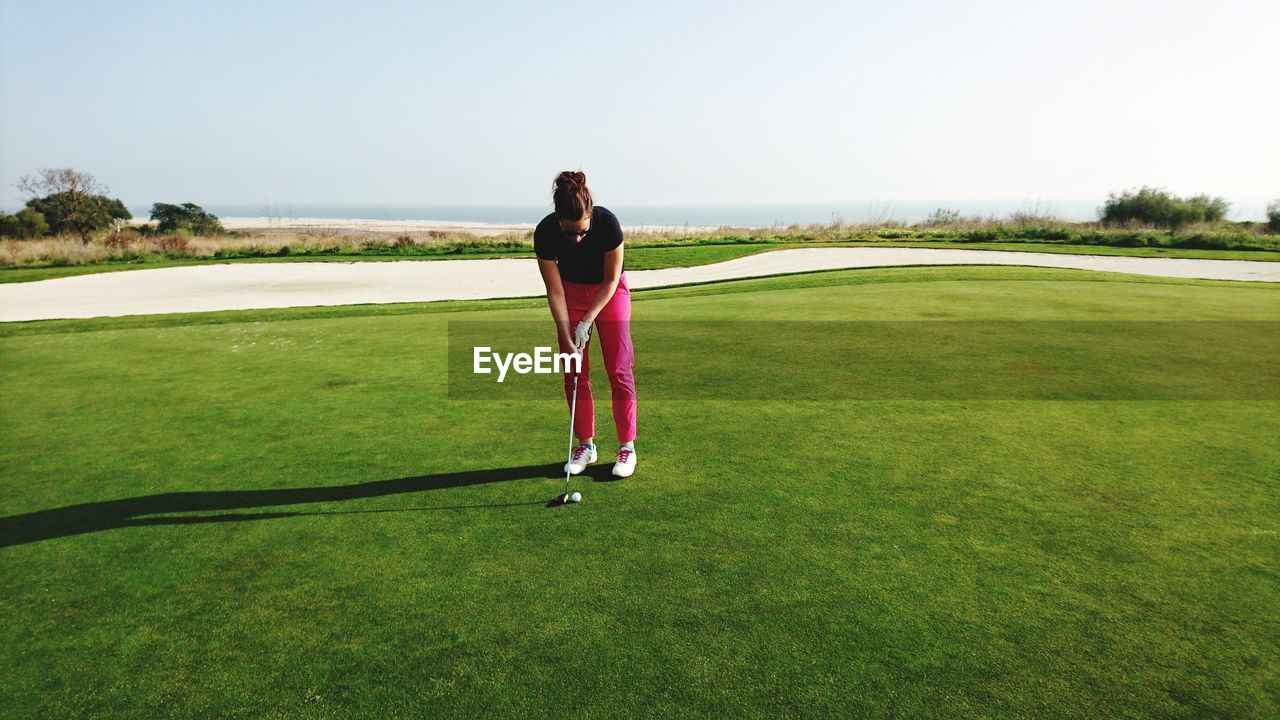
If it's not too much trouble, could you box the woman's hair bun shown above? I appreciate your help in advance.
[555,170,586,191]
[552,170,593,219]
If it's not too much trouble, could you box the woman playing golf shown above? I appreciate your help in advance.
[535,170,637,478]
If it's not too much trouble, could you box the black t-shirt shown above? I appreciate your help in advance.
[533,206,624,284]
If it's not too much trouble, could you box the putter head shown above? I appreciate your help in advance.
[546,493,571,508]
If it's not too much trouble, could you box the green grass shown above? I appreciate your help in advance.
[2,266,1277,718]
[2,240,1278,284]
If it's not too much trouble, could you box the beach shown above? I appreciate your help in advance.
[193,217,724,236]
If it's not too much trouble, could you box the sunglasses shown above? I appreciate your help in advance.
[561,224,591,238]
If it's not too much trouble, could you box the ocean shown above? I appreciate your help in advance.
[7,199,1270,226]
[177,199,1273,226]
[184,201,1106,226]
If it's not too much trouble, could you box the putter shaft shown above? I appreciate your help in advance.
[561,331,589,503]
[564,369,579,497]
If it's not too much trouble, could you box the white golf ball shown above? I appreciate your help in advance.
[570,491,582,503]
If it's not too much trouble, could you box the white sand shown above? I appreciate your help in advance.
[138,217,723,236]
[2,247,1277,322]
[217,217,536,236]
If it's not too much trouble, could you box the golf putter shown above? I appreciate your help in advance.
[559,325,591,505]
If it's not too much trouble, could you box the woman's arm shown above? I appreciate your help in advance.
[581,245,624,324]
[537,258,576,350]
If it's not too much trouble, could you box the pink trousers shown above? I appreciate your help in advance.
[558,272,637,443]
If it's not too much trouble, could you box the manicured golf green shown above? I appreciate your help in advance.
[2,266,1277,718]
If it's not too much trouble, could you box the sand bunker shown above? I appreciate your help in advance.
[2,247,1277,322]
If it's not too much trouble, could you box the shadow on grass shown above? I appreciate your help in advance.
[0,463,566,548]
[586,464,624,483]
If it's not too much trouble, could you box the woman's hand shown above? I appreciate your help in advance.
[559,328,577,352]
[573,319,593,350]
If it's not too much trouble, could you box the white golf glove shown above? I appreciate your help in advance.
[573,320,592,350]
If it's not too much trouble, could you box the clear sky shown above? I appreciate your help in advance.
[1,0,1276,212]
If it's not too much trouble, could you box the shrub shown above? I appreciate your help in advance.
[923,208,962,225]
[0,208,50,238]
[873,228,915,239]
[104,229,141,249]
[150,202,225,234]
[1102,187,1230,228]
[156,234,190,253]
[393,235,415,249]
[962,229,998,242]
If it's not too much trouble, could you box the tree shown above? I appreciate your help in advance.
[1267,200,1280,234]
[0,208,50,239]
[149,202,225,234]
[16,168,131,241]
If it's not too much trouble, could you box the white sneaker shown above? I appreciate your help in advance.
[612,447,637,478]
[564,444,597,475]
